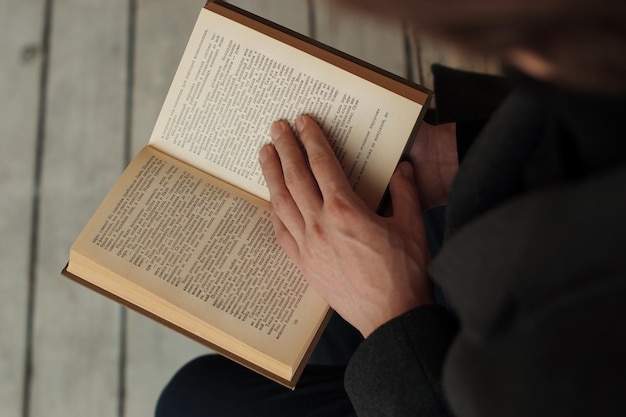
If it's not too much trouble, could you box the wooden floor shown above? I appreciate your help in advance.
[0,1,497,416]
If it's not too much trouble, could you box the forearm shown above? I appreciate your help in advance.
[345,305,458,417]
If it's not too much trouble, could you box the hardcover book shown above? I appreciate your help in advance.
[63,0,431,388]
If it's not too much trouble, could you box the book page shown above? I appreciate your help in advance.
[72,146,328,369]
[149,7,424,210]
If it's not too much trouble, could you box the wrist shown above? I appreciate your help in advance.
[359,290,435,338]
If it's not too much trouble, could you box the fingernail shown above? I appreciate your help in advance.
[270,121,284,142]
[258,145,271,164]
[295,116,305,132]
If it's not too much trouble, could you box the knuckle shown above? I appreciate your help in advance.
[270,192,291,217]
[282,166,302,189]
[325,195,361,224]
[391,171,418,196]
[307,150,334,171]
[275,227,292,247]
[397,176,417,195]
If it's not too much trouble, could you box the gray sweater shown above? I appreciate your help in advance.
[345,83,626,417]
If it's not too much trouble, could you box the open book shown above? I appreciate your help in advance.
[63,0,431,388]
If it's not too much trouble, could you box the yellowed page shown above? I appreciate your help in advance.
[70,146,329,374]
[149,7,424,210]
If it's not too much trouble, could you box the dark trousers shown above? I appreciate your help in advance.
[156,355,356,417]
[155,312,363,417]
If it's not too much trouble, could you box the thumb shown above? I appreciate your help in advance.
[389,161,423,226]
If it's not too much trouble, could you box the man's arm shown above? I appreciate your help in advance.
[345,305,458,417]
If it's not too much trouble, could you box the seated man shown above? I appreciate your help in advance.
[157,0,626,416]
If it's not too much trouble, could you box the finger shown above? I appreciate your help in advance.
[295,116,352,199]
[388,161,423,227]
[270,209,301,266]
[269,120,323,213]
[259,143,305,239]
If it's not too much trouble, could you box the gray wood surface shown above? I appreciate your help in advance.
[0,1,45,417]
[30,0,128,416]
[415,35,502,93]
[0,1,496,416]
[313,0,407,78]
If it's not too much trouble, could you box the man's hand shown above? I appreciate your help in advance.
[259,116,434,338]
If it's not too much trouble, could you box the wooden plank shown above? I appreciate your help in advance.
[0,1,45,417]
[413,35,501,92]
[126,2,311,415]
[125,1,209,416]
[229,0,311,33]
[29,0,129,416]
[312,0,407,78]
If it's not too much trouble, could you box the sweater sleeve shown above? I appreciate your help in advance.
[344,305,458,417]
